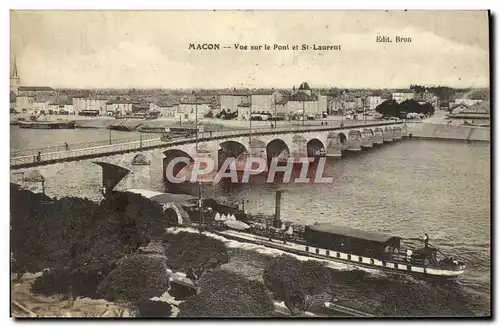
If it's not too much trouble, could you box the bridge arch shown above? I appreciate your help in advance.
[338,132,347,144]
[219,140,248,157]
[306,138,325,156]
[218,140,248,169]
[363,128,374,137]
[163,149,194,179]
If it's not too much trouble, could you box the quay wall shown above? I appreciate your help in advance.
[407,123,490,142]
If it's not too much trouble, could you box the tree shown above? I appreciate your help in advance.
[135,300,173,317]
[98,255,170,307]
[420,102,435,116]
[400,99,423,116]
[10,184,55,275]
[12,187,175,299]
[410,85,426,94]
[375,100,401,117]
[376,282,474,317]
[178,270,274,317]
[163,232,229,292]
[263,254,332,316]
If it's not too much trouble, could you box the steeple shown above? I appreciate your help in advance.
[10,56,20,94]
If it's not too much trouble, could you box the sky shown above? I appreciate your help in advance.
[10,10,490,89]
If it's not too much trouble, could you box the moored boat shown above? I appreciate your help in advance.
[18,120,76,129]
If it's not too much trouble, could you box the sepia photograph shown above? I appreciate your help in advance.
[9,9,491,318]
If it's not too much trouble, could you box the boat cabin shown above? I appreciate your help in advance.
[304,223,402,258]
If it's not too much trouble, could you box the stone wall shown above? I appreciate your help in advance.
[408,123,490,142]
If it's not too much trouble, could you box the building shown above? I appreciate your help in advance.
[367,96,383,110]
[392,92,415,104]
[131,103,150,113]
[32,101,49,114]
[422,90,440,110]
[237,102,252,120]
[278,82,328,118]
[452,98,482,107]
[449,101,490,122]
[175,102,210,120]
[73,98,108,115]
[449,103,469,113]
[220,92,251,116]
[10,58,20,94]
[328,98,343,114]
[250,90,284,116]
[15,96,35,113]
[106,99,134,116]
[11,58,56,104]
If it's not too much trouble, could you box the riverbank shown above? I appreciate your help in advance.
[10,114,387,131]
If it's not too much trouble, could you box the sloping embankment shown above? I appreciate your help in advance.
[408,123,490,142]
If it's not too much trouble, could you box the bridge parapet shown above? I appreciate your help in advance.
[11,121,405,169]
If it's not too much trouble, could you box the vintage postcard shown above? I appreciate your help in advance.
[10,10,490,318]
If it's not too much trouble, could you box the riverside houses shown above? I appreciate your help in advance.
[219,82,327,120]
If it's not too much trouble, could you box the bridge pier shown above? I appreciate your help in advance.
[373,128,384,145]
[393,126,402,140]
[401,124,409,137]
[361,129,374,149]
[326,132,342,157]
[347,130,362,151]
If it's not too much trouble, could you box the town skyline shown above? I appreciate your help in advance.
[11,11,490,89]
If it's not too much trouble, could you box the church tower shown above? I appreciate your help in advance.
[10,57,20,94]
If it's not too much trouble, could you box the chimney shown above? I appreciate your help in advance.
[274,190,283,228]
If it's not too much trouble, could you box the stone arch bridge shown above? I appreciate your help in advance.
[162,122,407,179]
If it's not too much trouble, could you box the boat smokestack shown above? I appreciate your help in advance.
[274,190,282,228]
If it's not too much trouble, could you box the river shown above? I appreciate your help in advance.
[10,127,490,316]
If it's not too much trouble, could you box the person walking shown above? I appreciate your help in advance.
[65,142,69,151]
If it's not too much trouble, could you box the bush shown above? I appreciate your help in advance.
[163,232,229,281]
[99,255,170,304]
[263,255,332,315]
[376,282,474,317]
[11,186,175,299]
[167,283,197,301]
[135,300,173,317]
[31,268,106,299]
[178,270,274,317]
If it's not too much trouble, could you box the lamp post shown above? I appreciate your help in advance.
[109,128,112,145]
[302,101,305,126]
[249,106,252,144]
[198,181,204,233]
[274,93,277,129]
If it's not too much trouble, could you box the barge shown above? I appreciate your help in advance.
[211,191,466,279]
[18,120,76,129]
[214,225,466,279]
